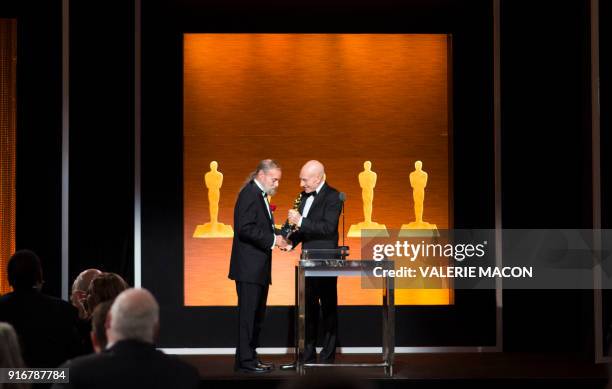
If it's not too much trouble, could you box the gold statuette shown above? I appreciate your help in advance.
[280,192,303,239]
[193,161,234,238]
[399,160,438,237]
[347,160,389,237]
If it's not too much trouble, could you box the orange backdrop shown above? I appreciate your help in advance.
[183,34,450,306]
[0,19,17,294]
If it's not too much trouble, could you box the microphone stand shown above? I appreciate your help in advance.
[340,192,347,259]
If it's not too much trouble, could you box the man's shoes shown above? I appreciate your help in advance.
[257,360,274,369]
[279,358,317,370]
[235,364,272,373]
[279,362,296,370]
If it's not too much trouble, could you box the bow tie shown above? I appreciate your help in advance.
[302,191,317,198]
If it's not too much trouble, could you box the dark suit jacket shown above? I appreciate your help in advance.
[51,339,200,389]
[0,289,82,368]
[228,180,276,285]
[291,182,342,253]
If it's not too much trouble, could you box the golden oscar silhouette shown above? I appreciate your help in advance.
[347,161,389,237]
[193,161,234,238]
[399,160,438,237]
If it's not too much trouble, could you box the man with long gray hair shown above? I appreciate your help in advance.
[229,159,288,373]
[53,288,199,389]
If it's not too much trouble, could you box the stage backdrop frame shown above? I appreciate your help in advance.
[140,0,498,351]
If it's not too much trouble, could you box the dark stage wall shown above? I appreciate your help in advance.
[68,0,135,285]
[500,0,593,354]
[1,0,63,297]
[0,0,136,295]
[2,0,609,354]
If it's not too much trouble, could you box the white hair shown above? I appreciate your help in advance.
[108,288,159,343]
[243,159,281,188]
[0,322,25,369]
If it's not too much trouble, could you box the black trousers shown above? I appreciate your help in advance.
[235,281,269,368]
[304,277,338,362]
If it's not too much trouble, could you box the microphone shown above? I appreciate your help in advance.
[338,192,347,254]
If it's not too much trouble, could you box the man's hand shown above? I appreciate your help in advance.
[275,235,289,250]
[71,290,89,320]
[288,209,301,226]
[281,238,293,252]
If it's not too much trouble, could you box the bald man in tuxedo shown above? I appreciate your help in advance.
[285,160,342,364]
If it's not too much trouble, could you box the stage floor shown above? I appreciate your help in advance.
[179,353,609,388]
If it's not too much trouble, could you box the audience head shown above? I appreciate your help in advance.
[86,272,128,316]
[107,288,159,345]
[71,269,102,319]
[72,269,102,297]
[90,300,113,353]
[7,249,43,292]
[0,322,25,368]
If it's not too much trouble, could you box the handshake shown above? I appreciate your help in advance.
[274,235,292,251]
[274,209,302,251]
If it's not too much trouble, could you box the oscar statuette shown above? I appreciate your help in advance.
[280,192,303,240]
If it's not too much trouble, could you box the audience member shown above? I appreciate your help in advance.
[0,322,29,389]
[90,300,112,353]
[52,288,200,389]
[71,269,102,320]
[71,269,103,355]
[0,250,81,368]
[85,272,128,317]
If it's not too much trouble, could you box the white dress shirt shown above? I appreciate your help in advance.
[253,179,276,249]
[298,180,325,226]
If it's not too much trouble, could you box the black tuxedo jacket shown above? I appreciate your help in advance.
[228,180,276,285]
[291,182,342,252]
[0,289,82,368]
[52,339,200,389]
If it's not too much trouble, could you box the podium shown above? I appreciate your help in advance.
[296,249,395,376]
